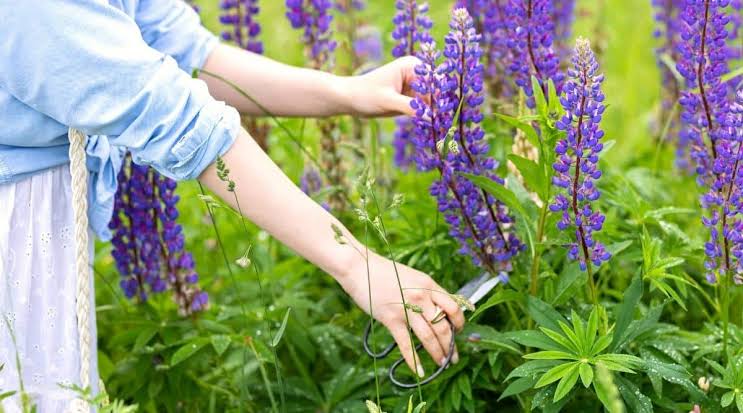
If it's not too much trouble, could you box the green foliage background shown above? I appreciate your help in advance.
[82,1,743,412]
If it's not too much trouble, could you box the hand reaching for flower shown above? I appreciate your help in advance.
[339,250,465,376]
[341,56,420,118]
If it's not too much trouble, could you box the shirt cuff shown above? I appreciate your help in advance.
[169,100,240,181]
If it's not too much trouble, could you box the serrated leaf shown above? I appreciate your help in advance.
[579,363,594,388]
[271,308,292,347]
[535,362,579,388]
[553,363,580,402]
[210,335,231,356]
[170,339,208,367]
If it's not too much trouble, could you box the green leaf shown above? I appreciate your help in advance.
[535,362,580,388]
[506,330,566,352]
[495,113,540,149]
[547,80,561,113]
[571,311,587,352]
[469,289,524,321]
[170,339,208,367]
[508,154,543,196]
[611,274,643,351]
[590,334,613,356]
[460,173,535,254]
[506,359,562,380]
[524,351,579,361]
[586,307,600,351]
[723,391,736,408]
[540,327,580,353]
[557,321,583,354]
[366,400,384,413]
[210,335,231,356]
[594,354,643,374]
[0,391,16,401]
[527,296,568,331]
[271,308,292,347]
[133,326,159,352]
[579,363,594,388]
[531,76,549,117]
[736,393,743,413]
[499,376,537,400]
[722,65,743,83]
[615,375,653,413]
[553,363,580,402]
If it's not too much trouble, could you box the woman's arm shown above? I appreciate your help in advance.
[200,44,418,118]
[200,130,465,375]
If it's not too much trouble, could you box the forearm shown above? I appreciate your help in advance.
[199,128,362,282]
[200,44,352,117]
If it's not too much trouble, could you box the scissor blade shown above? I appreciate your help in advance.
[454,273,503,309]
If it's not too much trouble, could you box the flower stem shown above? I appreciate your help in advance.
[529,202,549,297]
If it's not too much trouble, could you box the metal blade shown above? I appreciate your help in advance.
[454,273,502,309]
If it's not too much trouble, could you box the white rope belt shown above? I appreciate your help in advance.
[66,128,93,413]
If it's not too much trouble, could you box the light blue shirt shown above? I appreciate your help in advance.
[0,0,240,239]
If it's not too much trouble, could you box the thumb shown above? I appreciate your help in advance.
[388,91,415,117]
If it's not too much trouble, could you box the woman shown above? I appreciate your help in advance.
[0,1,465,411]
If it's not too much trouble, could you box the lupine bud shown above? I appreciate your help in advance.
[285,0,337,69]
[219,0,263,54]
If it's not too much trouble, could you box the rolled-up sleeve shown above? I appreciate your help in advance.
[0,0,239,181]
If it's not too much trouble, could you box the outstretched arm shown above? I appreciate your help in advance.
[199,130,465,375]
[200,44,418,118]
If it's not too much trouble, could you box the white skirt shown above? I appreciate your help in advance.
[0,165,98,413]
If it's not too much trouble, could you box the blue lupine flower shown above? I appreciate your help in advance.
[286,0,337,69]
[550,38,611,271]
[110,157,207,315]
[219,0,263,54]
[505,0,564,108]
[410,10,522,274]
[391,0,434,169]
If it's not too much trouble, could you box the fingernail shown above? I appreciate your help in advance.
[439,357,447,366]
[452,351,460,364]
[417,365,426,378]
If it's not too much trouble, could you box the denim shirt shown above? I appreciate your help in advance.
[0,0,240,239]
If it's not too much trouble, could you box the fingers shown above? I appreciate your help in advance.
[431,284,466,332]
[422,304,459,366]
[409,310,446,367]
[390,325,425,378]
[387,91,415,116]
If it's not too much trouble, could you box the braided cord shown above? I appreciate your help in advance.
[66,128,92,413]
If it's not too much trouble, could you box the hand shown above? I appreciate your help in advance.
[339,250,465,377]
[342,56,420,118]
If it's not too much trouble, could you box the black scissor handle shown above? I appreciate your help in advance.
[363,320,397,358]
[363,319,457,388]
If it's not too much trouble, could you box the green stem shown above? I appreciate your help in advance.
[364,220,382,407]
[720,269,731,360]
[586,260,598,306]
[529,202,549,297]
[368,189,423,401]
[248,338,279,413]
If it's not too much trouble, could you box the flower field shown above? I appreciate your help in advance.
[81,0,743,412]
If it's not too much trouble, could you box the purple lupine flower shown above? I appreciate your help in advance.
[701,88,743,284]
[353,26,383,66]
[300,166,331,211]
[391,0,433,168]
[286,0,337,69]
[506,0,565,108]
[676,0,733,182]
[455,0,512,98]
[110,156,208,315]
[410,10,522,273]
[550,38,611,271]
[652,0,687,166]
[219,0,263,54]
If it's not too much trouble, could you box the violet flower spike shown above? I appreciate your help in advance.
[701,88,743,284]
[675,0,733,182]
[110,157,208,315]
[550,38,611,272]
[391,0,433,169]
[286,0,337,69]
[552,0,577,57]
[410,10,522,274]
[219,0,264,54]
[505,0,564,108]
